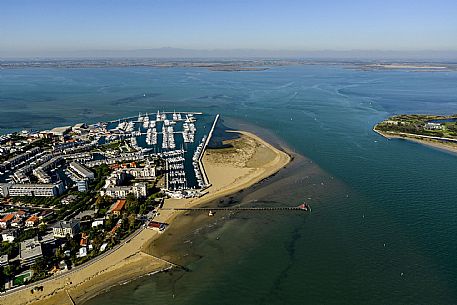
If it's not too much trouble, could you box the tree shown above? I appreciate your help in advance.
[104,216,115,231]
[95,195,111,208]
[138,203,147,215]
[92,234,103,251]
[0,264,17,289]
[125,193,139,214]
[3,265,15,278]
[31,258,47,277]
[0,241,19,258]
[127,214,136,230]
[18,228,39,242]
[64,234,79,255]
[55,247,63,260]
[38,223,47,233]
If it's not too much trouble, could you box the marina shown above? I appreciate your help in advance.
[104,111,219,194]
[0,110,218,199]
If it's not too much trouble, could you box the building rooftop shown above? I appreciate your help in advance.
[70,161,94,178]
[40,232,56,244]
[80,233,88,246]
[0,254,8,265]
[111,199,126,212]
[73,123,87,129]
[10,183,60,188]
[100,242,108,252]
[20,238,42,260]
[148,221,168,230]
[78,247,87,258]
[52,219,80,229]
[61,194,78,205]
[75,209,96,220]
[26,215,39,223]
[1,228,18,236]
[0,213,14,223]
[50,126,72,136]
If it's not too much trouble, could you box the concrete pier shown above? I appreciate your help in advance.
[161,206,308,212]
[198,114,219,187]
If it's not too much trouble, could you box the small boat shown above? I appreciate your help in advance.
[208,210,214,216]
[298,202,311,212]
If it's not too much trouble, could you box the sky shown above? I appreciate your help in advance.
[1,0,456,57]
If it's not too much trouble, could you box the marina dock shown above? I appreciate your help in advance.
[107,111,203,123]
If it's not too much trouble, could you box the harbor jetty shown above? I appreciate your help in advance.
[161,204,310,212]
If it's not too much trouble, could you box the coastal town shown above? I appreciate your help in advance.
[0,111,219,292]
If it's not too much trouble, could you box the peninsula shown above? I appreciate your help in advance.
[0,111,291,305]
[374,114,457,153]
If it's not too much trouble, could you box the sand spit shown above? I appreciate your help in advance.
[374,128,457,155]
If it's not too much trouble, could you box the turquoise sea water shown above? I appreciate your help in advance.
[1,65,457,304]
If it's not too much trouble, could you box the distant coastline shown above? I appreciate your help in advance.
[0,59,282,71]
[2,58,457,72]
[363,63,450,71]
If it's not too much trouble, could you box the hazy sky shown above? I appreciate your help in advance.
[1,0,456,55]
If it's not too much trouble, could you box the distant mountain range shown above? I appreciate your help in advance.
[2,48,457,61]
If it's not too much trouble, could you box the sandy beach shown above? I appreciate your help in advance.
[146,130,291,229]
[0,130,291,305]
[374,128,457,154]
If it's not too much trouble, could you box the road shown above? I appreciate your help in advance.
[0,224,145,297]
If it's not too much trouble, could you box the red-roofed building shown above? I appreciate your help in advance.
[110,164,120,170]
[80,233,88,247]
[110,199,126,216]
[148,221,168,232]
[26,215,39,227]
[110,223,121,235]
[0,213,15,229]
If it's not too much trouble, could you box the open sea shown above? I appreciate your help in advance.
[1,65,457,304]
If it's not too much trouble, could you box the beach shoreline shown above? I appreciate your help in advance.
[374,128,457,154]
[0,130,291,305]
